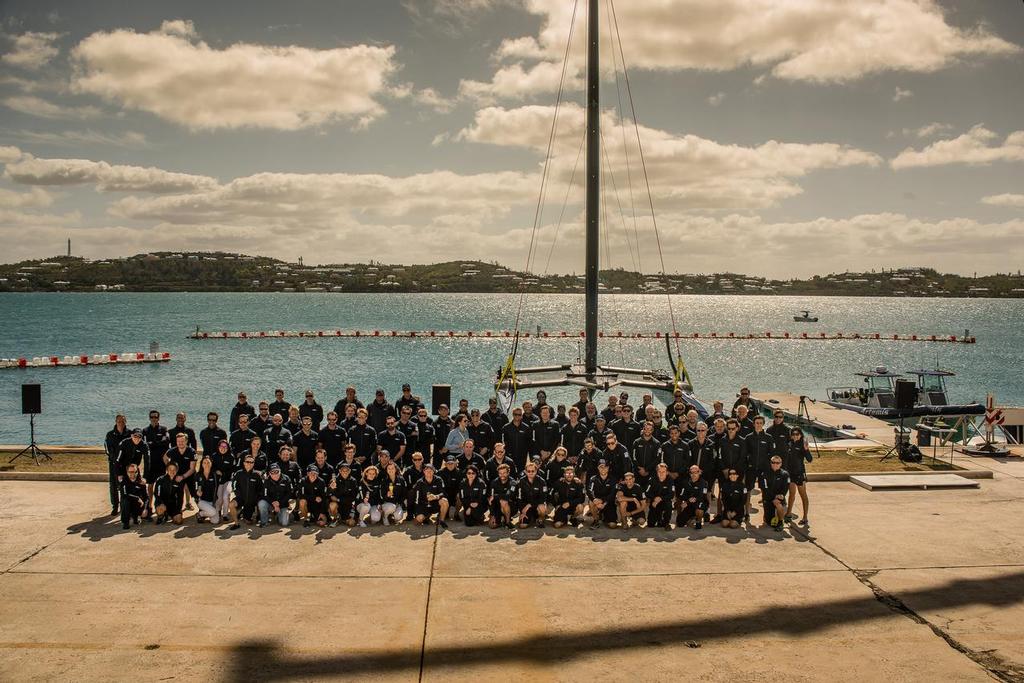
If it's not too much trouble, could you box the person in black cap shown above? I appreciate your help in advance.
[517,461,549,528]
[720,468,746,529]
[260,462,294,527]
[142,410,169,502]
[588,415,611,447]
[646,462,676,530]
[104,414,131,515]
[551,465,586,528]
[395,383,423,416]
[481,396,508,432]
[439,454,463,520]
[587,459,618,528]
[230,392,256,431]
[368,388,397,433]
[298,464,328,528]
[153,461,185,525]
[487,462,516,529]
[119,463,148,529]
[228,453,264,530]
[328,460,360,527]
[459,466,488,527]
[677,465,710,530]
[412,463,448,528]
[615,471,647,529]
[116,428,149,511]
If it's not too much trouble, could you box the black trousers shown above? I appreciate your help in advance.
[647,499,673,526]
[107,458,119,508]
[121,497,144,526]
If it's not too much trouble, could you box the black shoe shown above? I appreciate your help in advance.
[303,520,310,528]
[132,516,139,525]
[439,520,449,529]
[695,520,703,530]
[536,521,545,529]
[663,522,672,530]
[589,520,601,530]
[229,522,240,530]
[155,516,166,525]
[121,523,130,530]
[111,507,119,516]
[743,514,750,523]
[710,515,722,524]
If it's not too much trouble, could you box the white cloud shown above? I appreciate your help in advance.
[905,122,953,139]
[892,87,913,102]
[457,104,881,209]
[70,21,400,130]
[891,125,1024,169]
[707,92,725,107]
[982,194,1024,208]
[0,146,23,163]
[0,187,53,209]
[2,31,60,69]
[5,154,218,193]
[476,0,1018,100]
[459,61,582,103]
[2,95,101,120]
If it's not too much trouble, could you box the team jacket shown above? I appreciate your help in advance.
[347,423,378,459]
[532,419,561,455]
[330,474,360,501]
[459,478,488,508]
[299,476,328,503]
[104,427,131,460]
[379,476,407,505]
[719,435,747,473]
[195,471,220,503]
[517,475,548,508]
[784,441,813,477]
[746,430,775,474]
[199,426,228,456]
[120,476,148,508]
[116,439,149,478]
[489,476,517,502]
[759,468,791,500]
[501,421,534,467]
[658,439,689,477]
[688,437,718,477]
[231,468,265,507]
[631,436,662,476]
[467,421,496,453]
[263,475,294,506]
[720,479,747,513]
[412,477,446,509]
[587,475,617,504]
[679,477,709,507]
[543,457,572,485]
[484,456,518,483]
[551,478,586,508]
[153,474,184,510]
[228,428,258,457]
[645,477,676,505]
[358,478,382,506]
[261,425,293,459]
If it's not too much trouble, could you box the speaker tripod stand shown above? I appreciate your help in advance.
[880,415,908,463]
[9,414,52,465]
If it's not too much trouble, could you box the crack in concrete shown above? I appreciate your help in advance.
[790,524,1024,683]
[418,522,441,683]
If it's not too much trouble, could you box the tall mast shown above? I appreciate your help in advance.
[584,0,600,375]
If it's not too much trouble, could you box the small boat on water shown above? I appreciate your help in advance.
[793,310,818,323]
[824,366,985,420]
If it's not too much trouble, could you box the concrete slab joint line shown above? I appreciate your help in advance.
[789,525,1024,682]
[419,522,441,683]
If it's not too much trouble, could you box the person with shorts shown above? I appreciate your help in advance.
[785,427,813,525]
[487,463,517,529]
[615,471,647,529]
[550,465,586,528]
[412,464,449,528]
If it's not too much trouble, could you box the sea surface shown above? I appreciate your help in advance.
[0,292,1020,445]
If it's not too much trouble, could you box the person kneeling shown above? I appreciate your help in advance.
[759,457,790,532]
[645,463,676,530]
[487,463,516,529]
[459,466,488,527]
[676,466,709,530]
[412,464,449,528]
[120,464,148,529]
[587,459,618,529]
[615,471,647,529]
[299,464,328,528]
[355,464,382,527]
[260,463,294,527]
[517,462,549,529]
[720,468,747,529]
[229,454,264,531]
[328,462,359,527]
[551,465,585,528]
[153,461,185,524]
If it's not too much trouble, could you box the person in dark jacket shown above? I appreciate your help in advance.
[153,461,185,524]
[395,383,424,416]
[328,461,360,527]
[262,414,293,462]
[292,416,320,470]
[194,455,222,524]
[200,412,228,456]
[119,463,148,529]
[659,425,688,482]
[168,412,197,451]
[677,465,709,530]
[229,413,259,457]
[439,455,463,519]
[645,463,676,530]
[379,461,407,525]
[720,468,747,529]
[268,388,291,422]
[229,454,264,530]
[551,465,586,528]
[517,461,549,528]
[229,392,257,431]
[542,446,571,485]
[318,411,348,467]
[715,419,746,522]
[164,432,197,508]
[587,460,618,529]
[631,422,661,487]
[116,428,149,511]
[260,463,293,527]
[367,389,397,433]
[356,464,382,526]
[241,434,269,473]
[299,390,324,430]
[142,410,169,498]
[459,466,488,526]
[212,439,235,518]
[602,432,633,482]
[760,457,790,531]
[784,427,813,525]
[298,464,329,528]
[481,397,509,432]
[104,414,131,515]
[333,385,364,416]
[411,464,449,528]
[745,415,775,518]
[488,462,517,529]
[467,410,495,457]
[347,408,378,465]
[501,407,533,470]
[766,410,790,458]
[250,402,273,437]
[532,405,561,460]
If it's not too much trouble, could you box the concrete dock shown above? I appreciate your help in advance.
[2,455,1024,682]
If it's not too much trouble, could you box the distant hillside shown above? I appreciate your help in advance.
[1,252,1022,298]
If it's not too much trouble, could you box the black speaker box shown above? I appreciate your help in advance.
[894,379,917,410]
[22,384,41,414]
[431,384,451,415]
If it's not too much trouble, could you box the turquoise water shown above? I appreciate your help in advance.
[0,292,1020,444]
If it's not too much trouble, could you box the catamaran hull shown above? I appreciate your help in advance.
[823,401,986,420]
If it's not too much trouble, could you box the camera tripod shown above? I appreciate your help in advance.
[8,414,52,465]
[880,415,909,463]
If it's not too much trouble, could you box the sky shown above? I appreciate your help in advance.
[0,0,1022,278]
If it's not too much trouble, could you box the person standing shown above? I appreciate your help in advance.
[104,414,131,515]
[501,408,533,471]
[268,388,291,421]
[784,427,813,525]
[168,412,197,451]
[229,413,259,457]
[481,397,508,432]
[367,389,397,433]
[532,405,561,462]
[467,409,495,458]
[378,417,408,466]
[229,392,256,432]
[250,401,273,437]
[142,410,169,499]
[299,390,324,430]
[394,383,423,416]
[318,411,347,467]
[200,412,227,456]
[347,408,378,466]
[292,416,320,470]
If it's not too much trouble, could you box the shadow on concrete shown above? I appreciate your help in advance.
[221,569,1024,682]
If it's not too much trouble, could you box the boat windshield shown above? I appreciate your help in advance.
[919,374,946,393]
[867,375,895,393]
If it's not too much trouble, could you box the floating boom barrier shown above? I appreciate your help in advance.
[187,329,977,344]
[0,352,172,369]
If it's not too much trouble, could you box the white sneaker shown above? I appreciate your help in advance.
[383,518,390,526]
[359,521,367,527]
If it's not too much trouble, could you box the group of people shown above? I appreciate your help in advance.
[104,384,812,534]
